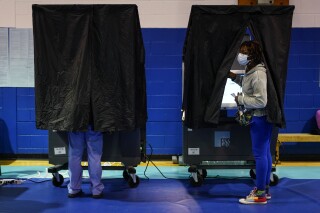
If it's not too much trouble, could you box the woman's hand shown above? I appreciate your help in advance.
[235,92,242,105]
[228,72,236,80]
[234,95,239,105]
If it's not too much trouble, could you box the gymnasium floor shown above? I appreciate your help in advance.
[1,160,320,213]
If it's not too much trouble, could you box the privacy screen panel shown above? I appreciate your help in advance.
[182,5,294,129]
[33,4,146,132]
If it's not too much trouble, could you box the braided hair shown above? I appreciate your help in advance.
[240,40,263,69]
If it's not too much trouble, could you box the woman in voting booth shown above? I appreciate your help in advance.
[229,40,273,205]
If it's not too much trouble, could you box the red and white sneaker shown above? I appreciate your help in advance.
[239,188,267,205]
[266,185,271,200]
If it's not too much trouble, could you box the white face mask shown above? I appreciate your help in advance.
[237,53,249,66]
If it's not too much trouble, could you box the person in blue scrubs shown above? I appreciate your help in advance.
[67,125,104,199]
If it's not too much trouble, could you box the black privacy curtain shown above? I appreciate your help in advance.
[182,5,294,129]
[32,5,147,132]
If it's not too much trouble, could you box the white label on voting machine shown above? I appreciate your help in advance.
[54,147,66,155]
[188,148,200,155]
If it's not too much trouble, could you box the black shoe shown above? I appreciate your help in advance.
[92,192,103,199]
[68,190,83,198]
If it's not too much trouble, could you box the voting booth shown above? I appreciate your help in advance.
[32,4,147,187]
[182,5,294,186]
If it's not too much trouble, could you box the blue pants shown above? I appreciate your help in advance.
[250,116,273,191]
[67,126,104,195]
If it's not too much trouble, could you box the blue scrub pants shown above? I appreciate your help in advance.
[250,116,273,191]
[67,126,104,195]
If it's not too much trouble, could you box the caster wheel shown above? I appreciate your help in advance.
[123,170,130,181]
[128,175,140,188]
[249,169,256,179]
[52,174,64,187]
[270,173,279,186]
[188,165,197,173]
[190,174,203,187]
[200,169,207,179]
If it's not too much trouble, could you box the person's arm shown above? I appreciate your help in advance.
[228,72,237,80]
[228,72,243,86]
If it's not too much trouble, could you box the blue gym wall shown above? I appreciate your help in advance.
[0,28,320,155]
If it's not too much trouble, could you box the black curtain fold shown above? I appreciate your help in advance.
[249,12,293,128]
[33,4,147,132]
[183,5,294,129]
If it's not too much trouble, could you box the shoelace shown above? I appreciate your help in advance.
[246,187,258,198]
[247,187,266,198]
